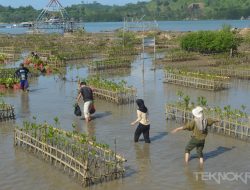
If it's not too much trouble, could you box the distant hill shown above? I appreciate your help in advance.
[1,0,250,23]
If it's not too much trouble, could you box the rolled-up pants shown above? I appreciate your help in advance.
[185,137,205,158]
[83,100,93,119]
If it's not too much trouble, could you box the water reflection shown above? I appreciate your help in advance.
[93,111,112,119]
[20,92,30,117]
[134,143,151,182]
[85,121,96,140]
[184,166,206,189]
[71,117,96,139]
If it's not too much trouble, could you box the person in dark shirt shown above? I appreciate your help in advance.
[76,81,94,122]
[15,63,29,91]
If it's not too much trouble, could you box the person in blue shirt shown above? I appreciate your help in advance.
[15,63,30,92]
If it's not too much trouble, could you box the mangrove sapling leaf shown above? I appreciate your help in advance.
[183,95,190,109]
[92,136,97,142]
[224,105,232,118]
[177,90,184,101]
[23,121,30,131]
[47,126,55,139]
[54,117,60,127]
[91,149,97,157]
[241,105,246,111]
[66,132,72,138]
[71,122,77,130]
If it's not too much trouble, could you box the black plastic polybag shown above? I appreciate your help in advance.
[74,104,82,116]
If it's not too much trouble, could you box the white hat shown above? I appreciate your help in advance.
[192,106,203,118]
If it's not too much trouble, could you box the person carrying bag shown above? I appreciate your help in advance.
[76,81,95,122]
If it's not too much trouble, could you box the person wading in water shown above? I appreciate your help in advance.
[15,63,30,92]
[131,99,151,143]
[76,81,94,123]
[171,106,219,165]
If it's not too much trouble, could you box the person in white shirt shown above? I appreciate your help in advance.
[131,99,151,143]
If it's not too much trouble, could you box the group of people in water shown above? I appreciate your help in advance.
[76,80,219,165]
[15,57,219,166]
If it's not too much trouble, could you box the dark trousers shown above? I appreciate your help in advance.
[20,79,28,90]
[185,137,205,158]
[134,123,150,143]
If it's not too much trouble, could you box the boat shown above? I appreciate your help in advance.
[19,22,33,27]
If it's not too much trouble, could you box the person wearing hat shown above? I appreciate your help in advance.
[15,63,30,92]
[171,106,219,165]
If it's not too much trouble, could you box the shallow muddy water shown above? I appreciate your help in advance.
[1,53,250,190]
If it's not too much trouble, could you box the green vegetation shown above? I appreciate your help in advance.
[0,53,7,63]
[0,78,19,88]
[1,0,250,23]
[172,91,248,121]
[0,68,19,88]
[165,67,229,80]
[180,29,241,54]
[84,77,130,92]
[21,120,111,150]
[165,48,198,61]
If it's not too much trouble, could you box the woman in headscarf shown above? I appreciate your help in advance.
[131,99,151,143]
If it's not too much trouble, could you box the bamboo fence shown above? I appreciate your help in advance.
[89,68,131,77]
[105,49,138,56]
[58,49,104,61]
[166,104,250,140]
[197,67,250,79]
[0,68,17,79]
[0,67,38,80]
[0,46,15,54]
[91,87,136,104]
[14,125,126,186]
[88,59,132,71]
[0,104,15,121]
[155,58,216,68]
[164,71,230,91]
[0,46,19,60]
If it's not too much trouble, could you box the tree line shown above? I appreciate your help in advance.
[1,0,250,23]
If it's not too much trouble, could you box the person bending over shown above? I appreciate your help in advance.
[76,81,94,122]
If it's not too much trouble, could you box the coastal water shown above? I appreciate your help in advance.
[1,20,250,34]
[0,52,250,190]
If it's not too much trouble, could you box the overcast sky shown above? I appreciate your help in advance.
[0,0,149,9]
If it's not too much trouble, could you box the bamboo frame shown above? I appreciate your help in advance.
[164,71,230,91]
[14,125,126,186]
[197,67,250,79]
[0,104,15,121]
[0,68,17,79]
[91,87,136,104]
[166,104,250,141]
[89,68,131,77]
[0,46,15,54]
[88,59,132,71]
[0,46,19,60]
